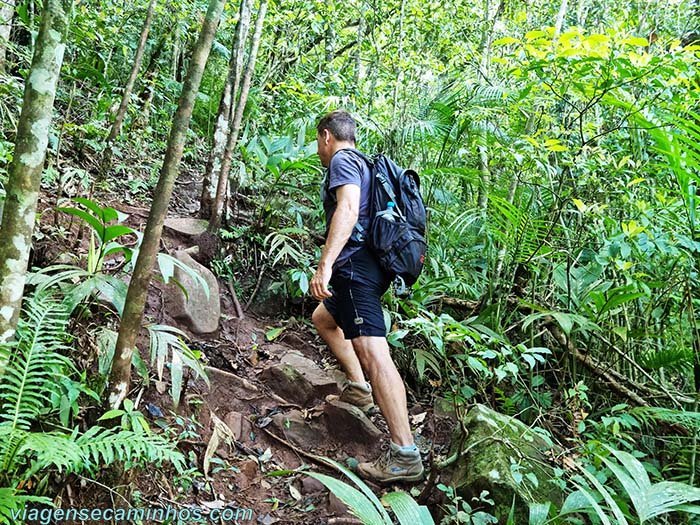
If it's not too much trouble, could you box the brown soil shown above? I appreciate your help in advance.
[31,193,456,524]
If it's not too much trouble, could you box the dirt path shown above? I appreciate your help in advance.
[127,215,455,523]
[33,188,455,523]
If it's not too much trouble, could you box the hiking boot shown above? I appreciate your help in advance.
[326,380,375,413]
[356,442,424,484]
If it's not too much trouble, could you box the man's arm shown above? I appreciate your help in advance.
[310,184,360,300]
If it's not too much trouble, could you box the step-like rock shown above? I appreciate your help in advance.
[166,250,220,334]
[271,409,326,448]
[323,399,382,444]
[164,217,209,237]
[260,351,339,406]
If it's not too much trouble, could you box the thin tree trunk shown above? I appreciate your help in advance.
[133,32,167,128]
[391,0,405,120]
[101,0,157,177]
[354,2,365,90]
[324,16,334,68]
[199,0,251,219]
[0,0,16,73]
[171,19,180,80]
[107,0,225,410]
[208,0,268,232]
[554,0,568,37]
[576,0,588,27]
[476,0,503,210]
[0,0,70,358]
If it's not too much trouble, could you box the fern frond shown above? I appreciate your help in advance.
[638,347,693,374]
[0,424,26,478]
[469,84,512,107]
[0,293,73,430]
[630,407,700,432]
[75,426,185,473]
[0,486,52,525]
[487,194,552,263]
[19,431,84,478]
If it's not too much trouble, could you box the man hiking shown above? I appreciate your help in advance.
[310,110,424,484]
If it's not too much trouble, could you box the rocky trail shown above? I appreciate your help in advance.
[45,199,454,524]
[33,178,565,524]
[125,212,458,523]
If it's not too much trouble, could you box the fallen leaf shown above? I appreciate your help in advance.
[201,500,225,510]
[259,447,272,463]
[410,412,427,425]
[203,411,237,477]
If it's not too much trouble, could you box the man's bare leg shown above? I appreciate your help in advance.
[352,335,413,446]
[312,303,366,384]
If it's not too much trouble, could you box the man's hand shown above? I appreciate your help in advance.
[311,262,333,301]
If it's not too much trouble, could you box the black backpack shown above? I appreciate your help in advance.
[343,150,428,288]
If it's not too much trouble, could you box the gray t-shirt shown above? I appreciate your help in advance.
[321,148,372,268]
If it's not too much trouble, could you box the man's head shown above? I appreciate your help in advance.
[316,110,357,167]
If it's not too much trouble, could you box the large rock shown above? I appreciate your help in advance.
[167,250,220,334]
[449,404,563,523]
[260,351,338,406]
[323,399,382,444]
[272,410,327,448]
[164,217,209,237]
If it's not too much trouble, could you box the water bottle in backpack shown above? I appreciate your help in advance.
[375,201,400,223]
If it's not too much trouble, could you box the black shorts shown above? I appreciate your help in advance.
[323,248,391,340]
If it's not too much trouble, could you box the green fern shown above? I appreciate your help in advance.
[487,193,552,263]
[0,293,185,522]
[630,407,700,433]
[638,347,693,374]
[0,294,73,431]
[0,487,52,524]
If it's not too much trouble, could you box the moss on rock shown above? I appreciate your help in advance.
[449,404,563,523]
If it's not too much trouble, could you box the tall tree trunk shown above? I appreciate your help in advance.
[199,0,251,219]
[391,0,405,120]
[101,0,157,177]
[575,0,588,27]
[208,0,268,232]
[324,17,334,68]
[476,0,503,210]
[0,0,70,363]
[0,0,16,73]
[107,0,225,410]
[354,2,365,90]
[171,18,180,80]
[554,0,568,38]
[133,32,167,129]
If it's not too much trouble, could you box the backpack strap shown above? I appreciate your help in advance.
[336,149,404,219]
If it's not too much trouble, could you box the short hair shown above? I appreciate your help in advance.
[316,110,356,143]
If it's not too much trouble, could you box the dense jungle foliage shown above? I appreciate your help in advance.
[0,0,699,523]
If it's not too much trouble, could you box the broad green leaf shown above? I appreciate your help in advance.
[382,491,435,525]
[305,473,386,525]
[528,502,550,525]
[313,458,393,523]
[576,465,629,525]
[97,409,124,421]
[170,348,183,408]
[103,224,134,243]
[622,36,649,47]
[266,326,286,341]
[57,207,104,239]
[493,36,519,46]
